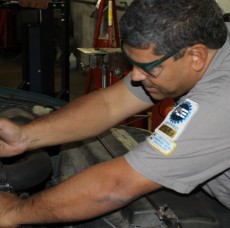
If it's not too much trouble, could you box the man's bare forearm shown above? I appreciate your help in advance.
[22,80,151,151]
[1,157,160,226]
[24,91,114,150]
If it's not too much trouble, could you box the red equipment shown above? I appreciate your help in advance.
[85,0,122,93]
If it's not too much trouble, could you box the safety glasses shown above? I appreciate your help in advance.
[121,42,176,77]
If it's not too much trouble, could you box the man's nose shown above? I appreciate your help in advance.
[131,67,148,81]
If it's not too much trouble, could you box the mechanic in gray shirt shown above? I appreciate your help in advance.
[124,22,230,208]
[0,0,229,227]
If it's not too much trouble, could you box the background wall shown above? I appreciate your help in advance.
[70,1,128,64]
[216,0,230,12]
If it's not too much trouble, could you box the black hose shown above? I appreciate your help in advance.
[0,150,52,191]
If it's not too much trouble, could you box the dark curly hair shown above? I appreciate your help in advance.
[120,0,227,57]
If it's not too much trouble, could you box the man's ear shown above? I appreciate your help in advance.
[187,44,208,72]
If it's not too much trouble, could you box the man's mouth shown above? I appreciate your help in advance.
[143,86,160,93]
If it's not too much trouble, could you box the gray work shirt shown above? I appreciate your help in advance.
[124,23,230,209]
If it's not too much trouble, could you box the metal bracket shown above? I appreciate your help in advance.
[156,205,180,227]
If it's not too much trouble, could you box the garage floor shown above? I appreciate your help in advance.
[0,49,87,101]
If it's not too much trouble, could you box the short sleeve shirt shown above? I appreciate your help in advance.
[123,23,230,208]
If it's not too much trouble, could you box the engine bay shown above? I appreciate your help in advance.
[0,86,229,228]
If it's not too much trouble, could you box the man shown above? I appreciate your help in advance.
[0,0,229,227]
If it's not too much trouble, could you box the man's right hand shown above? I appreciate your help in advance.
[0,118,27,157]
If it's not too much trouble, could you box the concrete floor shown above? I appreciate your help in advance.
[0,49,87,101]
